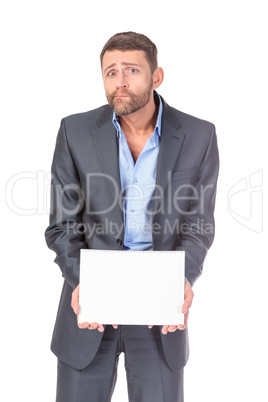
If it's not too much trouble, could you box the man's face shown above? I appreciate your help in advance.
[102,50,154,116]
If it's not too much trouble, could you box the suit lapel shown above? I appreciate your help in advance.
[154,99,185,214]
[91,106,123,223]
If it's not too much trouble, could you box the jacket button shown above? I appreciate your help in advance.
[117,239,123,246]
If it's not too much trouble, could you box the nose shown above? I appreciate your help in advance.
[116,73,129,89]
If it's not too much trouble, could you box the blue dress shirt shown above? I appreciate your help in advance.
[112,94,163,251]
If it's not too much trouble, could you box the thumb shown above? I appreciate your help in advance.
[71,285,80,315]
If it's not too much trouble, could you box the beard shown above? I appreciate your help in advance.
[106,79,153,116]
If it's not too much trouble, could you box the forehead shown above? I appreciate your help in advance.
[102,49,149,71]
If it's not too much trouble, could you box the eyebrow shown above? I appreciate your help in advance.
[103,62,142,74]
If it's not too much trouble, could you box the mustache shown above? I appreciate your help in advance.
[110,89,134,97]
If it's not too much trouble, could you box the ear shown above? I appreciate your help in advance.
[152,67,164,89]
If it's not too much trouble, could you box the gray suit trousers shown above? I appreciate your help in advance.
[56,325,184,402]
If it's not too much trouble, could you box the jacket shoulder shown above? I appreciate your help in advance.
[62,104,112,130]
[170,105,215,133]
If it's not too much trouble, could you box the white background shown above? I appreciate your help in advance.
[1,0,267,401]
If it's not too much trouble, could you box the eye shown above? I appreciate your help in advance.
[107,71,116,77]
[129,68,137,73]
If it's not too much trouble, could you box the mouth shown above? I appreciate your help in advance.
[114,94,129,99]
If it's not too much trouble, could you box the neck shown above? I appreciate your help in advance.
[119,93,158,136]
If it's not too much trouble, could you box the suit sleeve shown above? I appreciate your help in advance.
[45,119,87,289]
[177,124,219,287]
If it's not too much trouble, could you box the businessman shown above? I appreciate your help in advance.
[45,31,219,402]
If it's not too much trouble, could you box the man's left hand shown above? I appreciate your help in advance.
[148,278,194,334]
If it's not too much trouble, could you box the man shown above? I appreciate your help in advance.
[45,31,219,402]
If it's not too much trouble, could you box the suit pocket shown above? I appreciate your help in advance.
[169,167,198,182]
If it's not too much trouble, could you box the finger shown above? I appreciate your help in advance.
[112,325,118,329]
[184,310,189,327]
[73,301,80,315]
[183,281,194,309]
[87,322,100,331]
[148,325,153,329]
[178,310,189,330]
[182,291,194,313]
[77,321,104,331]
[161,325,169,335]
[182,303,190,314]
[78,321,90,329]
[96,324,105,332]
[86,323,105,332]
[168,325,178,332]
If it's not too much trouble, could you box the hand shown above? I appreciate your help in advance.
[71,285,118,332]
[148,278,194,335]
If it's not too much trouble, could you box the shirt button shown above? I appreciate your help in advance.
[133,178,138,183]
[130,209,135,213]
[128,239,132,243]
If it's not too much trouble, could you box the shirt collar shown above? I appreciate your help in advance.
[113,91,163,138]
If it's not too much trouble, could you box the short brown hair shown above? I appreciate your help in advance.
[100,31,158,73]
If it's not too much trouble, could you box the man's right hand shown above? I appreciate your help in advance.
[71,284,118,332]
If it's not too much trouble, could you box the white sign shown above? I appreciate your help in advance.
[79,249,185,326]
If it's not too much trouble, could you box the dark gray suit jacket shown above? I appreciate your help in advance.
[45,95,219,372]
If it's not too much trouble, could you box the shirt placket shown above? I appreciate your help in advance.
[125,136,157,245]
